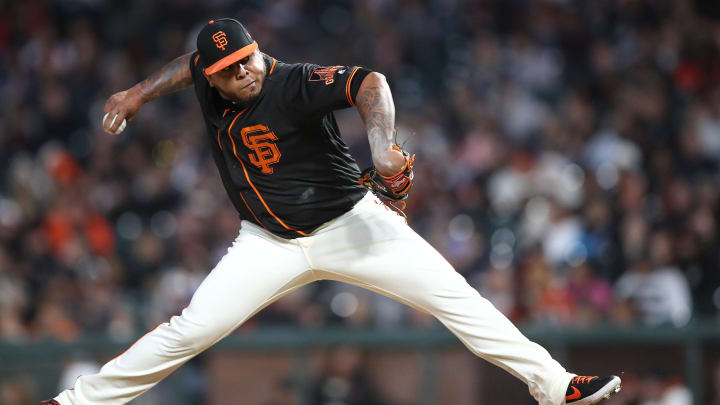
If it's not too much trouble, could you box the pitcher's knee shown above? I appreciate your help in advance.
[163,316,223,353]
[409,270,480,302]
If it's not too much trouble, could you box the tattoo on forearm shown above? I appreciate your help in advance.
[137,53,193,102]
[356,77,396,160]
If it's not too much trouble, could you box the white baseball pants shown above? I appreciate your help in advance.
[55,192,573,405]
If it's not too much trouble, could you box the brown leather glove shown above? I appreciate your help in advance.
[359,144,415,201]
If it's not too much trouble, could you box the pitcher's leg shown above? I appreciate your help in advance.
[55,227,312,405]
[309,202,572,405]
[317,256,571,405]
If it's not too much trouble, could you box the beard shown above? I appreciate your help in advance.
[233,90,260,107]
[215,84,261,108]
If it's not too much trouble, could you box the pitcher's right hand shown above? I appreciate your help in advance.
[103,87,143,135]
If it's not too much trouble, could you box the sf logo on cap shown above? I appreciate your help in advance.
[212,31,228,51]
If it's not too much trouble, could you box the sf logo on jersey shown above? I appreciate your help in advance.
[240,124,281,174]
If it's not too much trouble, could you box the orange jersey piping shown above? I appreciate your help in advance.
[269,58,277,75]
[239,191,266,228]
[346,66,360,106]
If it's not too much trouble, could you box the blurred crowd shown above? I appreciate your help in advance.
[1,0,720,346]
[3,0,720,404]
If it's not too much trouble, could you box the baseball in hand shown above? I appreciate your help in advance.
[103,112,127,135]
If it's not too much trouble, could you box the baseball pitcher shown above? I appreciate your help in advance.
[44,18,621,405]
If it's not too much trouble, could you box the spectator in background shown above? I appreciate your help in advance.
[567,262,613,325]
[614,230,692,327]
[636,372,691,405]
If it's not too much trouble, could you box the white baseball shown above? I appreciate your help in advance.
[103,112,127,135]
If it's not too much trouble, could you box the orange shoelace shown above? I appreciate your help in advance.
[572,376,598,384]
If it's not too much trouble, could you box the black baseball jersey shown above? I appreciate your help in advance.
[189,52,371,239]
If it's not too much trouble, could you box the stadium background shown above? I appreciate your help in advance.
[2,0,720,404]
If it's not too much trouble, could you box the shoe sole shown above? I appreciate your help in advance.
[570,376,622,405]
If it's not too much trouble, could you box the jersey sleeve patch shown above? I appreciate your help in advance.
[308,65,347,85]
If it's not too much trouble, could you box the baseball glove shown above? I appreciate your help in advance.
[359,144,415,201]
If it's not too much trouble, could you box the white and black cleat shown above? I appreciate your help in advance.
[564,375,622,404]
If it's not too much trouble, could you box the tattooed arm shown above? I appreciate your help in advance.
[355,72,406,175]
[103,53,194,134]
